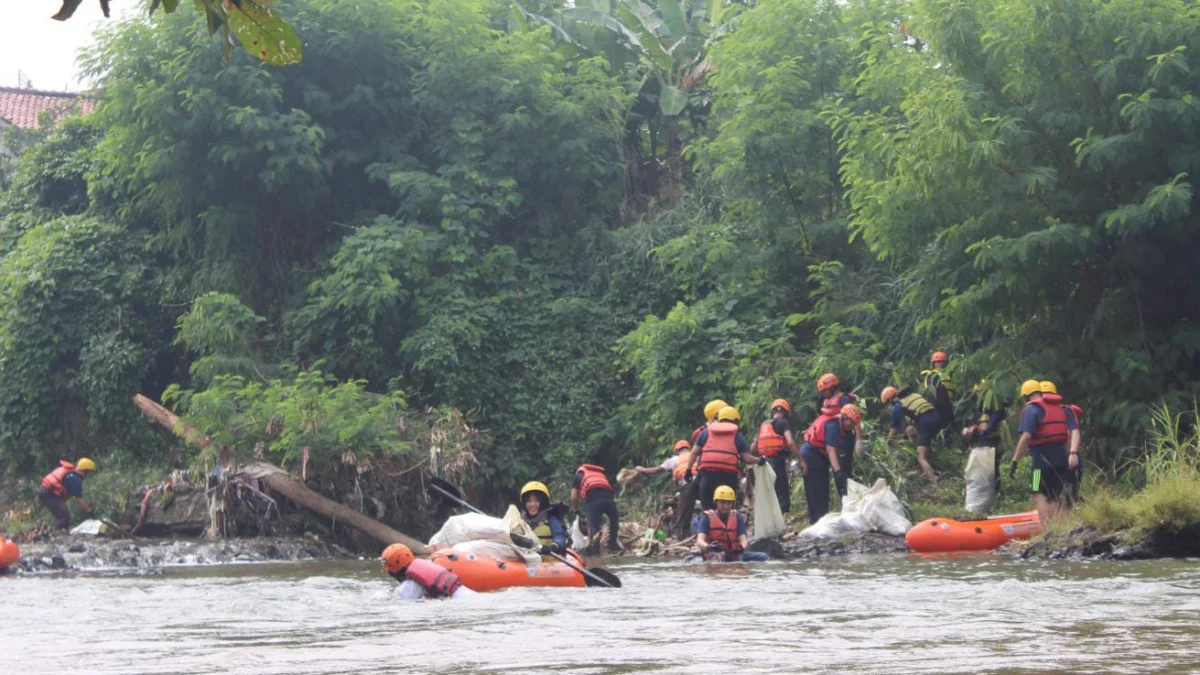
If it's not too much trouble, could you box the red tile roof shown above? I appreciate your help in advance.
[0,86,94,129]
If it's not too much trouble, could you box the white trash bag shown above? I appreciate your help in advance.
[570,517,588,550]
[69,519,107,536]
[750,463,787,539]
[964,446,998,513]
[428,512,513,549]
[450,539,541,564]
[856,478,913,536]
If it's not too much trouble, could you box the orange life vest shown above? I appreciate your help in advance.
[704,509,743,554]
[691,425,705,443]
[405,558,463,597]
[802,414,838,450]
[1028,394,1069,446]
[672,451,694,482]
[756,420,788,457]
[820,392,857,416]
[577,464,613,500]
[40,460,78,499]
[1067,404,1083,425]
[697,422,741,474]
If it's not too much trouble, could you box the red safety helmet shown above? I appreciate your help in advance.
[770,398,791,414]
[380,543,414,574]
[673,439,691,452]
[817,373,839,392]
[931,351,948,366]
[841,404,863,425]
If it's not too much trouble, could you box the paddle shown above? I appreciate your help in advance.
[426,477,621,589]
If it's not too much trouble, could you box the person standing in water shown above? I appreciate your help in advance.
[694,485,769,562]
[571,462,622,554]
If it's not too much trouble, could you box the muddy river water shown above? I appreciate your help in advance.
[4,554,1199,674]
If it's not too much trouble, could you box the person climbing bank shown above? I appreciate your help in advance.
[635,439,692,485]
[749,399,797,512]
[38,458,96,531]
[881,386,941,488]
[694,486,768,563]
[798,404,858,524]
[519,481,567,555]
[686,406,763,511]
[381,543,473,600]
[922,351,955,431]
[817,373,861,497]
[571,462,622,554]
[1010,379,1081,523]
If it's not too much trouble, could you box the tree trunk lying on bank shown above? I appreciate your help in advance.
[132,393,428,554]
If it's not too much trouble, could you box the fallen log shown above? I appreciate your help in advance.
[133,393,428,554]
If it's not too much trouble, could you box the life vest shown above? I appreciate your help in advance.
[1067,404,1083,425]
[704,509,743,554]
[802,414,838,450]
[524,510,555,547]
[40,460,78,499]
[691,425,705,443]
[672,451,694,482]
[921,369,953,406]
[896,391,935,419]
[577,464,613,500]
[405,558,462,598]
[820,392,857,416]
[756,420,788,457]
[697,422,741,474]
[1027,394,1069,446]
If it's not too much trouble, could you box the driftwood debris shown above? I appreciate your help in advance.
[132,393,428,554]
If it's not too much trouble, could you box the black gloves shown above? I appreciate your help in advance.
[757,455,768,466]
[1008,461,1018,479]
[539,543,562,555]
[834,469,847,482]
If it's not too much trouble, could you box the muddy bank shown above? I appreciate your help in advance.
[1009,523,1200,561]
[9,535,354,573]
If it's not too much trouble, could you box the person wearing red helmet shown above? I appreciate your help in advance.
[797,404,859,524]
[881,385,940,488]
[749,398,798,512]
[921,351,955,432]
[635,439,694,485]
[380,543,473,600]
[816,373,861,497]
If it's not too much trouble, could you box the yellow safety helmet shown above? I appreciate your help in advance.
[704,399,729,421]
[1039,381,1058,394]
[520,481,550,501]
[76,458,96,473]
[716,406,741,422]
[1019,379,1042,397]
[713,485,737,502]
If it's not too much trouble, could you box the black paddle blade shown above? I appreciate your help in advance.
[584,568,622,588]
[427,476,466,503]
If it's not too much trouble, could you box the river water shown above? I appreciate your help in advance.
[4,554,1199,674]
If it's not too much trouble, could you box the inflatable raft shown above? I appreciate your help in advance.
[431,550,586,591]
[0,536,19,571]
[906,511,1041,553]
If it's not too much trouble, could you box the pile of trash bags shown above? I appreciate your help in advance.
[797,478,912,540]
[427,506,543,564]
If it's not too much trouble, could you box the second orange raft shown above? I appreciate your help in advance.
[431,550,586,591]
[0,536,20,571]
[906,511,1041,553]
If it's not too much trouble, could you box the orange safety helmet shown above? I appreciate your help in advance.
[931,351,948,366]
[840,404,863,425]
[673,439,691,452]
[817,373,839,392]
[770,398,791,414]
[380,543,415,574]
[880,386,899,403]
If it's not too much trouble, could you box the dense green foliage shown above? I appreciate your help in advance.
[4,0,1200,507]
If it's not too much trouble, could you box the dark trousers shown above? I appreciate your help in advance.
[766,454,791,512]
[802,468,831,525]
[835,443,854,497]
[698,470,739,511]
[672,479,700,539]
[38,491,71,530]
[585,496,621,551]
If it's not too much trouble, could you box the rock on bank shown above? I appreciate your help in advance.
[11,536,353,573]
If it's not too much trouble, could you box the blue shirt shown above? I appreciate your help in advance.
[62,472,85,498]
[696,510,747,537]
[890,403,906,431]
[1019,401,1079,468]
[695,428,750,454]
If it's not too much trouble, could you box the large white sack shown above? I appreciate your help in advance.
[450,539,542,564]
[570,517,588,550]
[69,519,107,536]
[428,512,512,549]
[964,446,998,513]
[797,511,869,540]
[857,478,913,536]
[841,479,870,514]
[750,463,787,538]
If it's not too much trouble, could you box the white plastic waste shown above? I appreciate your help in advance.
[570,517,588,550]
[450,540,541,564]
[428,512,514,549]
[797,478,912,539]
[749,463,787,538]
[69,519,107,536]
[964,446,998,513]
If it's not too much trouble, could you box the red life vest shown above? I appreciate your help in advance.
[1067,404,1083,425]
[697,422,741,474]
[756,420,788,457]
[40,460,78,499]
[802,414,838,450]
[820,392,857,415]
[577,464,613,500]
[405,558,463,598]
[672,451,694,482]
[704,509,743,554]
[1028,394,1069,446]
[691,425,705,443]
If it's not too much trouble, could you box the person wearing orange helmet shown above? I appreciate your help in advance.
[380,543,473,600]
[635,439,693,485]
[816,373,862,497]
[749,398,798,512]
[881,385,940,488]
[797,404,858,524]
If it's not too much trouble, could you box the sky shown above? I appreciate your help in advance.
[0,1,139,91]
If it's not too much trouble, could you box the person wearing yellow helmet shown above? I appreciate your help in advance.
[749,398,798,512]
[685,406,764,510]
[37,458,96,530]
[1011,378,1082,523]
[690,398,729,446]
[881,385,941,488]
[694,485,769,562]
[380,543,472,600]
[518,481,567,554]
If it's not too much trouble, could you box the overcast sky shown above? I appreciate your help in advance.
[0,1,139,91]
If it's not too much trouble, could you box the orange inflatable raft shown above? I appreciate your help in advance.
[431,550,586,591]
[0,536,20,571]
[906,511,1041,553]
